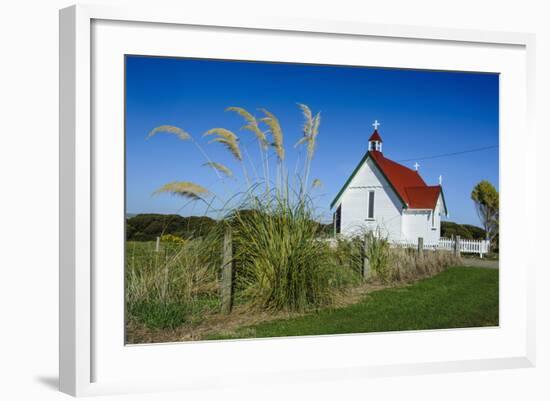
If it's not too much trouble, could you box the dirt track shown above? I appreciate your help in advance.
[461,257,499,269]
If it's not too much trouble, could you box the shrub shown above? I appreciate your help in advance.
[160,233,186,245]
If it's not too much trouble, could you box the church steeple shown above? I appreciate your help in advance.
[369,120,383,153]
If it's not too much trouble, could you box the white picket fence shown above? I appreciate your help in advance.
[392,237,490,257]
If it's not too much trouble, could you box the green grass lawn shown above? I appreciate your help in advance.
[207,266,499,340]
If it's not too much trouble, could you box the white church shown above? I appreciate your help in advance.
[331,121,448,243]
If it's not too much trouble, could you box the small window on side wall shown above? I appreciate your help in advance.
[335,205,342,234]
[368,191,375,219]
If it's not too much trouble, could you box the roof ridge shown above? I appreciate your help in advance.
[406,185,441,189]
[376,153,418,173]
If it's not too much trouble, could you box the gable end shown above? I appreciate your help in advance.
[330,151,408,209]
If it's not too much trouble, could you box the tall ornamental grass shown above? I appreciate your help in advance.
[147,104,352,312]
[230,196,337,311]
[364,231,392,283]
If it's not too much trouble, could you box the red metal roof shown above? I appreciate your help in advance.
[370,151,441,209]
[330,146,446,211]
[368,130,383,142]
[404,186,443,209]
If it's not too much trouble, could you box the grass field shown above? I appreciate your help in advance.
[125,238,494,343]
[205,266,499,340]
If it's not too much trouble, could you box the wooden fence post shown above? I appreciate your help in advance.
[220,227,234,314]
[417,237,424,260]
[454,235,461,258]
[362,234,370,280]
[155,236,160,252]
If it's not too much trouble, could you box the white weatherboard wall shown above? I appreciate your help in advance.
[338,157,403,238]
[402,193,443,244]
[402,210,433,243]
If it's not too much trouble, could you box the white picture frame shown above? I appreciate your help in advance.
[59,4,536,397]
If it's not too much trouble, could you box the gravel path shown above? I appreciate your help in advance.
[461,257,499,269]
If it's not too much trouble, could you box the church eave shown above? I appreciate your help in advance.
[439,186,449,216]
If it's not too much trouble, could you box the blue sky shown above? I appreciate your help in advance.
[126,56,498,226]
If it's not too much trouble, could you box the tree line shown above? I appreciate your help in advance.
[127,213,486,243]
[126,212,334,241]
[126,214,217,241]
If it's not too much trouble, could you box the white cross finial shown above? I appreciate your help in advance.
[439,175,443,185]
[414,162,420,171]
[372,120,380,130]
